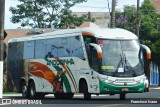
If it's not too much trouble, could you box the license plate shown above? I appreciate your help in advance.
[121,88,128,91]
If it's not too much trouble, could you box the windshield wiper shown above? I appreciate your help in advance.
[113,54,123,77]
[123,54,137,77]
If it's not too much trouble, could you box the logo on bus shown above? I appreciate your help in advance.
[45,58,75,66]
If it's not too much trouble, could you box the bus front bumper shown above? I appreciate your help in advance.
[100,81,145,94]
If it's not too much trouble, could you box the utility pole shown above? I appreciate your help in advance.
[0,0,5,98]
[136,0,140,37]
[111,0,116,28]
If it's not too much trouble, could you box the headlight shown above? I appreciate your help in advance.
[98,74,108,82]
[137,79,144,84]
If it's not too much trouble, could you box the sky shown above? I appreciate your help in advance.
[4,0,144,29]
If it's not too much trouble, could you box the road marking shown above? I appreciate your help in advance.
[3,94,110,97]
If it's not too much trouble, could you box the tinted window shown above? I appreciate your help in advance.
[35,40,46,58]
[17,42,24,60]
[58,38,70,57]
[23,41,35,59]
[45,38,58,57]
[8,42,24,61]
[8,43,16,61]
[70,36,84,58]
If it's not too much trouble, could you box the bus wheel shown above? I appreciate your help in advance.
[146,87,149,92]
[120,93,126,100]
[54,93,74,99]
[144,86,149,92]
[28,82,37,99]
[21,83,28,98]
[145,84,149,92]
[83,82,91,100]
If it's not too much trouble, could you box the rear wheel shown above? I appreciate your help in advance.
[28,81,37,99]
[54,93,74,99]
[120,93,126,100]
[83,82,91,100]
[21,83,28,98]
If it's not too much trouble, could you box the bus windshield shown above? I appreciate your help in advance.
[100,39,144,77]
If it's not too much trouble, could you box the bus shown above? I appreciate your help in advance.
[7,27,151,100]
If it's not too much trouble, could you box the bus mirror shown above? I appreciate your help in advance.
[141,44,151,59]
[90,43,102,59]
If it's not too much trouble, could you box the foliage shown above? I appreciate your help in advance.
[140,0,160,64]
[116,5,137,33]
[9,0,95,28]
[116,0,160,65]
[56,10,95,28]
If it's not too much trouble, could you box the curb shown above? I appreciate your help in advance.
[150,87,160,90]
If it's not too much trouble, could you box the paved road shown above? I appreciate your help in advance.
[1,88,160,107]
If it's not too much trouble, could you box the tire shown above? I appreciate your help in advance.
[146,87,149,92]
[54,93,74,99]
[120,93,126,100]
[83,82,91,100]
[21,83,28,98]
[144,85,149,92]
[28,82,37,99]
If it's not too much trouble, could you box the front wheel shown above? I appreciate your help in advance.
[83,82,91,100]
[28,82,37,99]
[120,93,126,100]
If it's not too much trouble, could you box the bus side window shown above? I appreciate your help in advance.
[23,41,35,59]
[46,38,58,57]
[16,42,24,60]
[70,36,84,58]
[58,37,70,57]
[35,40,46,58]
[8,43,15,61]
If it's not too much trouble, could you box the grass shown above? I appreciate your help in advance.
[3,92,20,94]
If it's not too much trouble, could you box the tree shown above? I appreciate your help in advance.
[9,0,92,28]
[140,0,160,64]
[116,5,137,33]
[116,0,160,65]
[56,10,95,28]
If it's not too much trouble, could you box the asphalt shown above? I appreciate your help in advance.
[1,85,160,97]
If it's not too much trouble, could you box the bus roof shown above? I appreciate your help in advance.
[8,27,138,43]
[81,27,138,40]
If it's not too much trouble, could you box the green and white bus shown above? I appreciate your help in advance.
[7,27,151,99]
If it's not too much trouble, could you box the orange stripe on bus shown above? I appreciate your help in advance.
[30,62,56,85]
[82,32,95,37]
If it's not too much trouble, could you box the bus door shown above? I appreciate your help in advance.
[83,36,100,93]
[90,45,100,93]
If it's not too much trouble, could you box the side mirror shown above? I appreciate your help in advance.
[90,43,102,59]
[141,44,151,59]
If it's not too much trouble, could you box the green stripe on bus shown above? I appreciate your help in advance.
[63,75,72,92]
[66,66,77,91]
